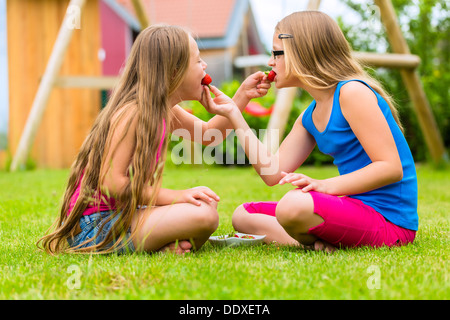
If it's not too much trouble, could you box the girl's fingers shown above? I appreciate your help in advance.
[278,172,318,192]
[204,189,220,201]
[190,187,219,204]
[188,197,202,206]
[280,173,313,187]
[208,85,222,97]
[200,86,210,106]
[279,172,296,184]
[201,86,218,113]
[203,86,214,102]
[258,82,272,89]
[301,183,314,193]
[197,188,218,202]
[278,172,288,184]
[194,192,214,204]
[291,177,309,185]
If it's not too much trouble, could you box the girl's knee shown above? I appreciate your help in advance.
[231,204,248,229]
[195,201,219,232]
[276,190,314,228]
[232,204,248,217]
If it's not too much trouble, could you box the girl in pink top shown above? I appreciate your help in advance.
[65,119,166,217]
[37,25,271,255]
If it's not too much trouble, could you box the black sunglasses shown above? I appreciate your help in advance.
[271,50,285,58]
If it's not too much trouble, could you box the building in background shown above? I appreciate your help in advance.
[103,0,266,85]
[2,0,265,169]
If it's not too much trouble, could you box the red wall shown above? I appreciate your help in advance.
[100,1,131,76]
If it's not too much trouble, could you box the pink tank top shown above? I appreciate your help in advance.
[68,119,166,216]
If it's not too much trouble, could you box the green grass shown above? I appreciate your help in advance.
[0,164,448,300]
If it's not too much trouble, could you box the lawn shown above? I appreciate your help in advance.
[0,163,448,300]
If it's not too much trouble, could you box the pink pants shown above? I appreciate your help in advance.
[242,191,416,248]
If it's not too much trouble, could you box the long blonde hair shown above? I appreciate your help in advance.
[276,11,403,131]
[37,25,191,254]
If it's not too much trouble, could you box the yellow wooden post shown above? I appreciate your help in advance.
[10,0,87,171]
[352,52,420,69]
[374,0,447,165]
[131,0,149,29]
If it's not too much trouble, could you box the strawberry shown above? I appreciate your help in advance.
[265,70,276,82]
[201,74,212,89]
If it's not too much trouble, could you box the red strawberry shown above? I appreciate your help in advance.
[201,74,212,88]
[265,70,276,82]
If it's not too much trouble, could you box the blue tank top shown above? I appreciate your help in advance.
[302,80,418,231]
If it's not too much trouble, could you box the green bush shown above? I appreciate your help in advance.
[340,0,449,162]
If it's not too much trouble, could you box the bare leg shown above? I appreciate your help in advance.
[232,204,299,246]
[276,190,335,252]
[131,200,219,254]
[233,191,336,252]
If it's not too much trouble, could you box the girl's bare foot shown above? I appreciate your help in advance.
[301,239,336,253]
[313,239,336,253]
[158,240,192,254]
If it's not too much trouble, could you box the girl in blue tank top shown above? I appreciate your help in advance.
[202,11,418,252]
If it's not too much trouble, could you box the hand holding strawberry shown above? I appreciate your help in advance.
[200,85,238,118]
[237,71,272,101]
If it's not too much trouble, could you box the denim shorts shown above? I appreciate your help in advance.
[67,211,135,254]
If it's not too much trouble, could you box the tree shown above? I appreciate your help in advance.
[341,0,449,162]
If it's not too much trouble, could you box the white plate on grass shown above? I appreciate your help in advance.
[209,233,266,247]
